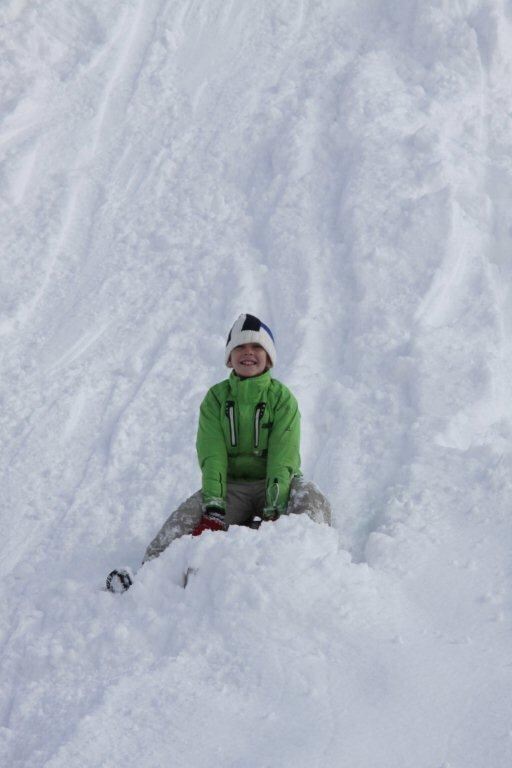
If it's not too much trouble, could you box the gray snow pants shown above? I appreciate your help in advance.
[143,477,331,563]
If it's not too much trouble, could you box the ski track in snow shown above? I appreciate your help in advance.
[1,1,512,767]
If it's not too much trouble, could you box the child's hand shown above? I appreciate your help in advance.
[192,508,228,536]
[262,507,280,522]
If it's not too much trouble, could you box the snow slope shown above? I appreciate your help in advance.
[1,1,512,766]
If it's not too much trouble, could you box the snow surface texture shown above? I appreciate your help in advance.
[1,1,512,766]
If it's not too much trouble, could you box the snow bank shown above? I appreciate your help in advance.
[3,512,510,768]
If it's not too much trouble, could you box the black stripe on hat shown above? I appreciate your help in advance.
[241,314,261,332]
[241,314,275,341]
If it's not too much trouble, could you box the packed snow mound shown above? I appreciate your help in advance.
[1,519,370,768]
[2,511,511,768]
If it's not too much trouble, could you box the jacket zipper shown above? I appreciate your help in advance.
[225,400,237,447]
[254,402,266,448]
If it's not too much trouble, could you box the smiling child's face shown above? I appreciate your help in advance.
[228,343,269,377]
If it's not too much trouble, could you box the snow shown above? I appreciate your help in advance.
[1,0,512,766]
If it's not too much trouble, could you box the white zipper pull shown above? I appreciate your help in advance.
[226,401,237,446]
[254,402,266,447]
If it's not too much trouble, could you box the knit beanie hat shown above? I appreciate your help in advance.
[225,314,277,368]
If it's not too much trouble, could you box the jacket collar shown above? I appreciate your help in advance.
[228,370,272,403]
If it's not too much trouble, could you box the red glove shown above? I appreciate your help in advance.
[192,508,228,537]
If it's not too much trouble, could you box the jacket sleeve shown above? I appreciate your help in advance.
[265,387,301,512]
[196,389,228,510]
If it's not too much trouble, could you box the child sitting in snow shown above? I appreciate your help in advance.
[107,314,331,592]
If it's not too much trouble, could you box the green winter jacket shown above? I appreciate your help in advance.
[196,371,301,514]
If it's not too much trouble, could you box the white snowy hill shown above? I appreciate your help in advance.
[1,1,512,766]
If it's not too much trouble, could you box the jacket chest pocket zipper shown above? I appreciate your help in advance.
[225,401,237,447]
[254,402,266,448]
